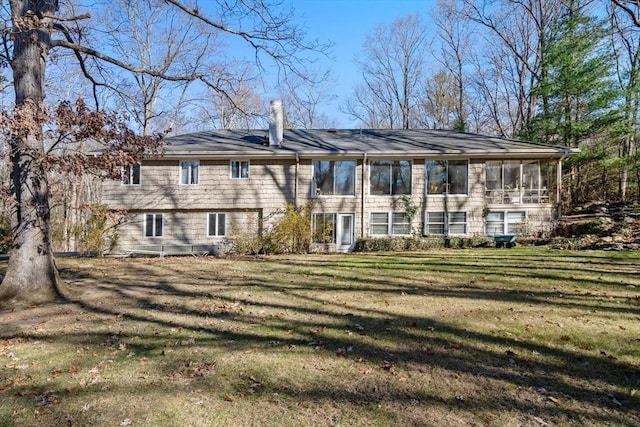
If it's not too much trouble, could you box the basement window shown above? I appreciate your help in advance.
[207,213,226,237]
[144,213,163,237]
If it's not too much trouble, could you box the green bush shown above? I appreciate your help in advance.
[354,236,494,252]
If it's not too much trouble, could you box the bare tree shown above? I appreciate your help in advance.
[342,83,396,129]
[460,0,562,136]
[612,0,640,26]
[0,0,329,306]
[434,0,472,131]
[344,13,430,129]
[91,0,215,135]
[415,71,459,129]
[281,69,337,129]
[610,1,640,199]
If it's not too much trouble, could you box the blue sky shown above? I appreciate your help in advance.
[206,0,439,127]
[287,0,438,127]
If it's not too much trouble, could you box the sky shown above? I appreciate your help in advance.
[215,0,439,128]
[284,0,439,127]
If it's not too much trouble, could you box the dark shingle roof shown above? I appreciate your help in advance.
[161,129,577,159]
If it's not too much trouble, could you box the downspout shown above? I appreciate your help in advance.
[557,152,568,220]
[361,153,367,240]
[295,153,299,207]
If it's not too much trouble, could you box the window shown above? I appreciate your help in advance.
[312,213,336,243]
[144,213,163,237]
[313,160,356,196]
[370,212,389,235]
[485,160,557,204]
[392,213,411,235]
[370,160,411,195]
[426,212,445,235]
[231,160,250,179]
[122,163,141,185]
[426,160,468,195]
[370,212,411,235]
[425,212,467,235]
[486,211,525,236]
[207,213,226,237]
[180,160,199,185]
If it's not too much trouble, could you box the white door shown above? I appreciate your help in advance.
[336,214,354,252]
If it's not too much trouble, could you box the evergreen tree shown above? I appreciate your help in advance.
[523,0,620,204]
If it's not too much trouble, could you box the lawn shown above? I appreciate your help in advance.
[0,248,638,426]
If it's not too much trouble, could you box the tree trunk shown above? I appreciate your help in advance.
[0,1,62,306]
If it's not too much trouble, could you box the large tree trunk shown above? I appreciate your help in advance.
[0,1,62,306]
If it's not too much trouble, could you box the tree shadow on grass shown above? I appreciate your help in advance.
[0,253,638,426]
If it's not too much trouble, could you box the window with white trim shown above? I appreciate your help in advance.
[369,160,411,195]
[231,160,250,179]
[313,160,356,196]
[425,211,467,235]
[122,163,141,185]
[207,213,226,237]
[312,213,336,243]
[180,160,199,185]
[370,212,411,235]
[486,211,526,236]
[144,213,163,237]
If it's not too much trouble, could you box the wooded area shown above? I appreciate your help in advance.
[1,0,640,305]
[346,0,640,205]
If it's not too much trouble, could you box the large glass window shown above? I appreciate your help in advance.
[425,211,467,235]
[313,213,336,243]
[231,160,250,179]
[144,213,163,237]
[180,160,199,185]
[370,160,411,195]
[207,213,226,237]
[370,212,411,235]
[313,160,356,196]
[426,160,468,195]
[485,160,557,204]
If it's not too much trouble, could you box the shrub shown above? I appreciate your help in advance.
[354,236,494,252]
[228,203,313,255]
[79,204,124,256]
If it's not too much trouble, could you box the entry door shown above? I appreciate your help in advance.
[336,214,354,252]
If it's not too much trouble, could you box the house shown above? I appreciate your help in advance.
[101,100,578,254]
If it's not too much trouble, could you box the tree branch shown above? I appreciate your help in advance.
[612,0,640,27]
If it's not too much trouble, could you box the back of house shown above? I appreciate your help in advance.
[101,104,577,255]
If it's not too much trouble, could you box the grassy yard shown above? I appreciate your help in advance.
[0,248,638,426]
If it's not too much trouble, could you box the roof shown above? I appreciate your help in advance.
[160,129,578,160]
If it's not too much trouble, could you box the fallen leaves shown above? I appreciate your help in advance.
[167,359,217,379]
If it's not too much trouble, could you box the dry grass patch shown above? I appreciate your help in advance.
[0,248,638,426]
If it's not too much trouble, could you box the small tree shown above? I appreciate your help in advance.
[79,204,127,256]
[269,203,313,254]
